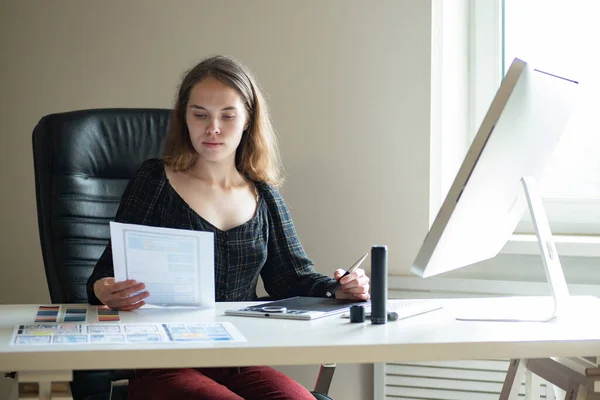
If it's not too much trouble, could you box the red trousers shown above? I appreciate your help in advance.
[128,367,316,400]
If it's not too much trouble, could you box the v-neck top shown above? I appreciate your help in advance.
[86,158,336,304]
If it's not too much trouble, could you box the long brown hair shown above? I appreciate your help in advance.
[163,55,284,186]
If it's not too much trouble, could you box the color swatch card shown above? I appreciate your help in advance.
[97,305,120,322]
[35,306,60,322]
[63,307,87,322]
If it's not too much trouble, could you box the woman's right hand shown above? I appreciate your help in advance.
[93,278,149,311]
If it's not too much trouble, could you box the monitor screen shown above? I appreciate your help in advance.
[412,58,579,279]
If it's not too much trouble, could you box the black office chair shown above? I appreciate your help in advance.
[31,108,335,400]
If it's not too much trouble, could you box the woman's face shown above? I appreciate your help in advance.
[186,77,249,164]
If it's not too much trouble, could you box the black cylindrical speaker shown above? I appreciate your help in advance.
[370,245,388,324]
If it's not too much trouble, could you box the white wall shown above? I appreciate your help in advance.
[0,1,432,399]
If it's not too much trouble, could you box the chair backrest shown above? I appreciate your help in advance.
[32,108,171,303]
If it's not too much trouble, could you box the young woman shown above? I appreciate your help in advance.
[87,55,370,399]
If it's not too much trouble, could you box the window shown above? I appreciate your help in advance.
[474,0,600,236]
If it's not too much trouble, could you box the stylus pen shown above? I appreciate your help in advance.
[325,252,369,298]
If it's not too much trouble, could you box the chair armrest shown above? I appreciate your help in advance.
[108,370,136,381]
[313,363,336,395]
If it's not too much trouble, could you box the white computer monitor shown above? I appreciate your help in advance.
[411,58,579,321]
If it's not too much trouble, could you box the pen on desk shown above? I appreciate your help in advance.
[326,252,369,298]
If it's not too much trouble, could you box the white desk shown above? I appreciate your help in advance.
[2,297,600,399]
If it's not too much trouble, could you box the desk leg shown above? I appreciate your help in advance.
[521,359,599,400]
[564,382,590,400]
[500,359,527,400]
[16,371,73,400]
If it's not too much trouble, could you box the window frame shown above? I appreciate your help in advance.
[430,0,600,262]
[467,0,600,252]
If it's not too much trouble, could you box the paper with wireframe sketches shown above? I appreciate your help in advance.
[110,222,214,308]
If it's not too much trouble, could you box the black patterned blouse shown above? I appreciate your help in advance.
[86,158,336,304]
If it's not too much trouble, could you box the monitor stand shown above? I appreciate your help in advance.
[455,176,570,322]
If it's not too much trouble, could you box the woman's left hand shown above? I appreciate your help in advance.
[333,268,370,300]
